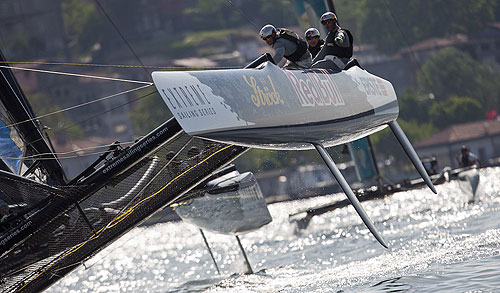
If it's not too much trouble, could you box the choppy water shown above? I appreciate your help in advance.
[48,167,500,292]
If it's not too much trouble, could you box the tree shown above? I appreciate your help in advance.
[369,118,436,169]
[428,96,483,129]
[398,90,433,123]
[416,47,500,113]
[28,93,84,141]
[129,89,172,135]
[62,0,104,56]
[359,0,497,54]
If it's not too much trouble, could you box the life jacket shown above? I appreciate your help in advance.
[276,28,309,62]
[308,39,324,59]
[324,28,353,59]
[461,154,473,167]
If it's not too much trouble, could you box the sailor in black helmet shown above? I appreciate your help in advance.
[259,24,312,68]
[312,12,353,71]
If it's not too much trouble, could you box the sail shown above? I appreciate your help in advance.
[347,137,378,181]
[291,0,329,36]
[0,119,22,173]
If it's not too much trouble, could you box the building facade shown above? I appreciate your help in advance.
[414,120,500,169]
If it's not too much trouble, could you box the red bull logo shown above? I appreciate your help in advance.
[284,69,345,107]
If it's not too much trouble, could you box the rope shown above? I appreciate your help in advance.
[94,0,150,79]
[0,90,158,162]
[0,60,240,70]
[225,0,260,30]
[381,0,437,96]
[0,140,135,161]
[0,84,152,131]
[0,65,152,85]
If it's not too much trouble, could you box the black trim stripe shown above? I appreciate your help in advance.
[193,108,376,137]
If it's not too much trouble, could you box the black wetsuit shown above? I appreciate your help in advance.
[312,26,353,70]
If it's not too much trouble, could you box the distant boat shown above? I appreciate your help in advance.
[457,168,480,200]
[443,166,480,201]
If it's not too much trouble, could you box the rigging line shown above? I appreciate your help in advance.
[94,0,150,80]
[0,60,241,70]
[225,0,260,30]
[381,0,437,96]
[0,65,152,85]
[4,150,111,161]
[0,140,135,160]
[19,144,234,290]
[0,84,152,131]
[49,90,157,142]
[7,90,158,161]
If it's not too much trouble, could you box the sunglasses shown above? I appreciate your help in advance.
[263,35,272,41]
[321,19,333,25]
[306,36,319,40]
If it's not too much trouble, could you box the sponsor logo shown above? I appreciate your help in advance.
[243,75,284,107]
[160,84,217,120]
[0,220,32,246]
[284,69,345,107]
[102,125,170,174]
[357,76,388,96]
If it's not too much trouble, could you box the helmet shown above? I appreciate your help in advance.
[305,28,320,39]
[320,12,337,24]
[259,24,276,39]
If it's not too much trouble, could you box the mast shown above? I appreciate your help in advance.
[325,0,337,16]
[0,50,66,184]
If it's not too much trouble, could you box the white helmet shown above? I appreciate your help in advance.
[320,12,337,24]
[259,24,276,39]
[305,27,320,39]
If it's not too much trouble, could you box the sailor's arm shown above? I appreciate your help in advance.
[273,42,285,65]
[335,30,350,47]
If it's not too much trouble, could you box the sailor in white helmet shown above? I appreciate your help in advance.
[312,12,353,71]
[259,24,312,68]
[305,27,324,58]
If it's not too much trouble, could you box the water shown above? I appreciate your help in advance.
[48,167,500,292]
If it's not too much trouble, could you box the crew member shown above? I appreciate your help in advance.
[312,12,353,71]
[305,28,324,58]
[458,145,481,168]
[422,156,438,175]
[259,24,312,68]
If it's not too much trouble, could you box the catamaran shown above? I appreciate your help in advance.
[0,50,436,292]
[152,53,437,248]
